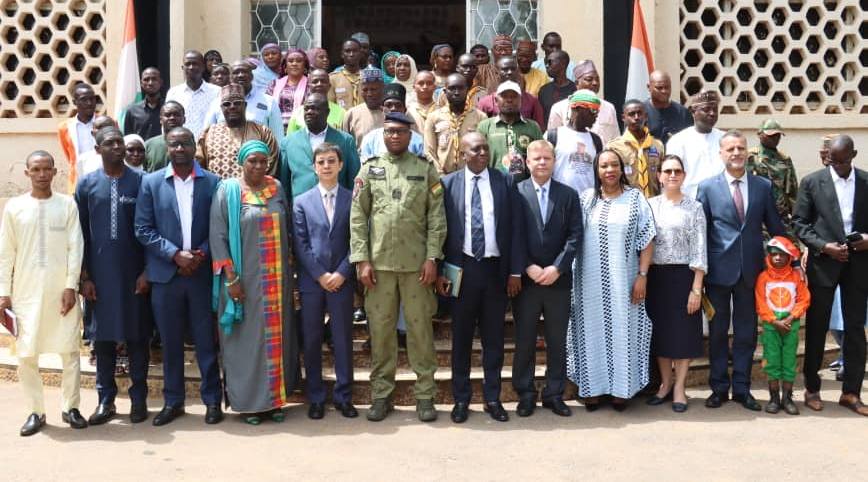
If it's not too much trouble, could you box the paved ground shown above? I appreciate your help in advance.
[1,373,865,481]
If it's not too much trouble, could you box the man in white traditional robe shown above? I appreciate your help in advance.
[665,90,726,198]
[0,151,87,436]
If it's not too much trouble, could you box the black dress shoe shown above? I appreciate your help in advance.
[20,413,46,437]
[152,405,185,426]
[450,402,469,423]
[334,402,358,418]
[516,399,536,417]
[543,398,573,416]
[62,408,88,429]
[88,403,116,425]
[353,308,366,322]
[646,390,673,406]
[705,392,728,409]
[733,393,762,412]
[672,402,688,413]
[308,402,325,420]
[205,404,224,424]
[129,404,149,424]
[483,401,509,422]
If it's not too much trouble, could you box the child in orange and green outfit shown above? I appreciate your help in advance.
[754,236,810,415]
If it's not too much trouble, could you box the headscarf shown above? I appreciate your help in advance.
[306,47,328,70]
[236,139,270,165]
[282,47,309,76]
[395,54,418,100]
[124,133,145,148]
[429,44,452,68]
[380,50,401,83]
[252,43,282,92]
[569,89,601,111]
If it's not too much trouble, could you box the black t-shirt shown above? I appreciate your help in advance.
[123,98,164,141]
[538,81,577,127]
[644,100,693,144]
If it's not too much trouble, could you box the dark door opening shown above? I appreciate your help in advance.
[322,0,465,70]
[134,0,171,90]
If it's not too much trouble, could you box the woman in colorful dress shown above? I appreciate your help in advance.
[266,48,309,133]
[209,140,299,425]
[567,149,656,412]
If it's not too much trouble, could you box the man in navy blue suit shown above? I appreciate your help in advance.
[436,132,524,423]
[292,142,358,420]
[696,130,787,411]
[135,127,223,426]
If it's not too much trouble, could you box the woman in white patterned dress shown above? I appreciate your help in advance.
[566,149,656,412]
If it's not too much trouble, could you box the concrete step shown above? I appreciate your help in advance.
[0,341,839,406]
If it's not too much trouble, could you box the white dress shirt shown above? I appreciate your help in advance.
[309,127,328,151]
[172,171,196,250]
[723,169,749,213]
[463,168,499,257]
[666,127,726,198]
[532,177,553,223]
[317,183,339,226]
[165,81,220,140]
[831,166,855,234]
[74,117,95,155]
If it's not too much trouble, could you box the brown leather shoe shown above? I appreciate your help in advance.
[803,390,823,411]
[838,394,868,416]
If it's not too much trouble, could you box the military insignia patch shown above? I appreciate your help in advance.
[518,134,532,149]
[353,177,364,200]
[430,181,443,195]
[368,166,386,179]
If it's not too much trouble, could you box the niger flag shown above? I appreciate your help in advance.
[625,0,654,102]
[113,0,140,123]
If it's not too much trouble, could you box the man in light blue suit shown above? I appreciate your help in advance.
[134,127,223,426]
[292,142,358,420]
[696,130,787,412]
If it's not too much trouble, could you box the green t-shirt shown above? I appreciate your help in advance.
[477,116,543,180]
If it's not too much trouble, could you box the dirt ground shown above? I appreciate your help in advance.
[1,372,865,482]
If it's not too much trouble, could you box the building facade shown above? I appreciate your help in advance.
[0,0,865,199]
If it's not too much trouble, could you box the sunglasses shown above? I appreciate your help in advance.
[221,100,245,108]
[662,169,684,175]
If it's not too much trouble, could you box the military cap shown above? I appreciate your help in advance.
[383,111,414,126]
[759,119,784,136]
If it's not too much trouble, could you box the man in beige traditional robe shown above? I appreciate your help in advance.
[342,67,386,149]
[0,150,87,436]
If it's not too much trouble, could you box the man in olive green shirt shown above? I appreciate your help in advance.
[350,112,446,423]
[477,81,543,182]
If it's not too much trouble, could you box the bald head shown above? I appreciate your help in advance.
[648,70,673,107]
[460,132,490,174]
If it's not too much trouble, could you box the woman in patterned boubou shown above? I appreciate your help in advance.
[209,140,299,425]
[644,155,707,413]
[566,149,656,412]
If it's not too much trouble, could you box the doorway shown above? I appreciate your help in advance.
[321,0,466,70]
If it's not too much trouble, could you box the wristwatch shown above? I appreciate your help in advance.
[638,270,647,277]
[691,288,702,296]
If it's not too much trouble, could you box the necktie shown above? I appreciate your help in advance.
[324,191,335,226]
[539,186,548,224]
[471,175,485,260]
[732,179,745,224]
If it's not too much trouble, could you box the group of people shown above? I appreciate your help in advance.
[3,31,867,438]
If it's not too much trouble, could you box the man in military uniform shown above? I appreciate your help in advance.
[747,119,798,235]
[350,112,447,423]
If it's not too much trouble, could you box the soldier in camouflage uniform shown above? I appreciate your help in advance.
[747,119,798,237]
[349,112,447,422]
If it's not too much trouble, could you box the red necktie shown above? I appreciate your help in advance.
[732,179,745,224]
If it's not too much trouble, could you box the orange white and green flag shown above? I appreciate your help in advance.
[113,0,140,122]
[625,0,654,102]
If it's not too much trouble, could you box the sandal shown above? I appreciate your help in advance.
[243,414,262,425]
[804,391,824,411]
[270,409,285,423]
[838,394,868,417]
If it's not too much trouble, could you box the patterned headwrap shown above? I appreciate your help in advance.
[688,90,720,108]
[221,83,245,101]
[236,140,270,165]
[306,47,328,68]
[493,34,513,45]
[380,50,401,83]
[361,66,384,83]
[569,89,601,110]
[282,47,309,75]
[573,59,598,79]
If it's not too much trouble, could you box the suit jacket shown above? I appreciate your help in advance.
[292,185,354,292]
[279,126,361,199]
[697,172,786,287]
[515,177,582,288]
[441,167,524,280]
[793,167,868,290]
[134,161,220,284]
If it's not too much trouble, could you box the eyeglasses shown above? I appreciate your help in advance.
[221,100,245,108]
[662,169,684,175]
[383,128,410,136]
[167,141,194,148]
[314,158,340,165]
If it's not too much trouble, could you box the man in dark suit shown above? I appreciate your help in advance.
[512,139,582,417]
[696,130,787,411]
[793,135,868,416]
[292,142,358,420]
[134,127,223,426]
[436,132,523,423]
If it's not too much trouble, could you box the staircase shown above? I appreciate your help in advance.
[0,313,840,405]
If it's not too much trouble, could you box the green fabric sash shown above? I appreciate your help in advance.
[212,179,244,335]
